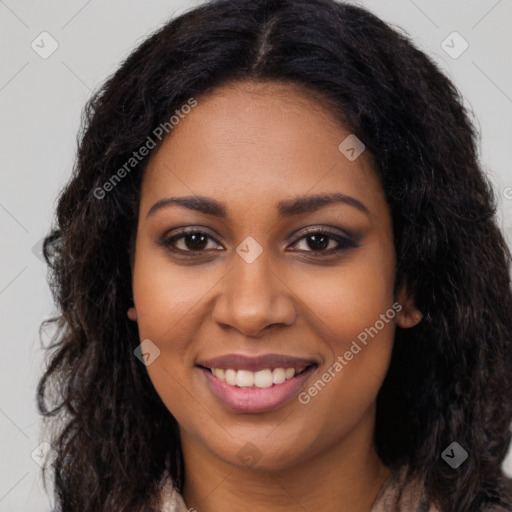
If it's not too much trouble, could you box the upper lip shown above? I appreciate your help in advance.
[197,353,319,372]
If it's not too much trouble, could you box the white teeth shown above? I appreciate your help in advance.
[236,370,254,387]
[210,367,308,388]
[212,368,224,380]
[225,369,237,386]
[254,369,273,388]
[272,368,286,384]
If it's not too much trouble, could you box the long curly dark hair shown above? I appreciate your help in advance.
[37,0,512,510]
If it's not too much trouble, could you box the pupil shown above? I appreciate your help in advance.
[308,234,328,251]
[186,234,207,250]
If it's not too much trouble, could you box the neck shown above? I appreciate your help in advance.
[180,409,391,512]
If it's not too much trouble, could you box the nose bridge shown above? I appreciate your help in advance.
[212,248,295,335]
[233,250,274,304]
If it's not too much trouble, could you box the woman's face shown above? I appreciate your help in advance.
[131,81,418,471]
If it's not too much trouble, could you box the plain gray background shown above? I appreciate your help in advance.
[1,0,511,510]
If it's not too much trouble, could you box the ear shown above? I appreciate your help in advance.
[395,285,423,328]
[127,307,137,321]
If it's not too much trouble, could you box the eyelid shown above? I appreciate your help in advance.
[290,225,358,243]
[160,227,223,250]
[288,227,359,254]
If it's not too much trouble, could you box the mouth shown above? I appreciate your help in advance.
[198,365,313,388]
[196,353,319,413]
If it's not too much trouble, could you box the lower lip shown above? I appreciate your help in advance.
[199,366,317,413]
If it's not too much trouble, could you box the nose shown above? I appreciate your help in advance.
[211,252,296,337]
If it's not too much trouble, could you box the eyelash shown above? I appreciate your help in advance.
[159,227,359,258]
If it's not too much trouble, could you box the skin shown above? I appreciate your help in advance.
[129,80,423,512]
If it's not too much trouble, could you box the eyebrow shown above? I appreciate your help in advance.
[146,192,370,219]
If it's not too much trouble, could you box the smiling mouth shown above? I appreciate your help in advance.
[199,365,316,389]
[197,357,319,413]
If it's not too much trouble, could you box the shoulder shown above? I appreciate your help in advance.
[371,465,439,512]
[157,466,512,512]
[371,466,512,512]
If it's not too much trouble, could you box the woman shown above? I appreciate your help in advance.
[37,0,512,510]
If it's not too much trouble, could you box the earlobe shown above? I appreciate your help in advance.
[127,307,137,321]
[396,306,423,328]
[396,286,423,328]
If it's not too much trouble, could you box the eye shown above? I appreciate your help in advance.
[159,227,359,257]
[160,229,223,253]
[289,229,358,255]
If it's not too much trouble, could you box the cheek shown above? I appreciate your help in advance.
[289,242,396,350]
[291,243,397,411]
[132,242,218,342]
[130,245,204,407]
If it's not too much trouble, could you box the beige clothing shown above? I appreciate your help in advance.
[158,465,440,512]
[158,465,508,511]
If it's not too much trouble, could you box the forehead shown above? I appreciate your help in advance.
[140,81,384,219]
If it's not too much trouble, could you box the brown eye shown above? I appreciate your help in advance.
[304,233,331,251]
[178,233,209,251]
[161,230,222,253]
[291,230,358,255]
